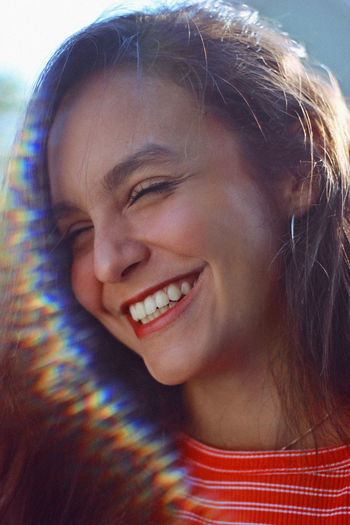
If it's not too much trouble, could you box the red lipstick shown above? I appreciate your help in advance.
[121,272,199,314]
[125,270,203,338]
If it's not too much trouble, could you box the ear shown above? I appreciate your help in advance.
[278,172,320,219]
[276,113,324,219]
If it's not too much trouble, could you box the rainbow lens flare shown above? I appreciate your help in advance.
[0,95,195,522]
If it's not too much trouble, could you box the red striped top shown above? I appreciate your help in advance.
[178,435,350,524]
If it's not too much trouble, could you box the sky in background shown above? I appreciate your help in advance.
[1,0,149,95]
[1,0,349,167]
[2,0,350,97]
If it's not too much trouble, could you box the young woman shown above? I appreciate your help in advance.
[1,2,350,523]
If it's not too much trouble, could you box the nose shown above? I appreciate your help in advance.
[93,226,150,283]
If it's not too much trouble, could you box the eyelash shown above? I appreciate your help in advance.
[60,177,182,247]
[128,179,179,206]
[62,225,92,248]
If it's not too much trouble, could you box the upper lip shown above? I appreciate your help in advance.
[120,269,203,314]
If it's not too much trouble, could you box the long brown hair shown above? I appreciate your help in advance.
[1,2,350,522]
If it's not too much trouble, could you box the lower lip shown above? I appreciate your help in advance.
[127,273,202,339]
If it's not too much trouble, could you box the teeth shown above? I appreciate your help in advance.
[155,290,169,308]
[181,281,191,295]
[144,296,156,315]
[167,283,181,301]
[129,304,139,321]
[139,305,172,324]
[129,277,197,324]
[159,306,168,314]
[135,302,146,319]
[153,309,162,320]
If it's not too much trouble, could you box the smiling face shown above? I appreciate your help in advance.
[48,70,285,386]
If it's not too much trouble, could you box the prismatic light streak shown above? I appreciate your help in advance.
[0,102,188,519]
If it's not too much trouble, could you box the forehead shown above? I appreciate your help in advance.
[48,69,248,207]
[52,70,200,135]
[50,72,197,158]
[48,70,208,200]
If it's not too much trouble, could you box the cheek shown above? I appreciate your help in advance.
[71,253,102,315]
[135,194,218,256]
[143,191,257,259]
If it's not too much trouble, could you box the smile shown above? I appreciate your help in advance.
[128,277,197,325]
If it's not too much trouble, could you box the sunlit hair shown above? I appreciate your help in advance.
[1,1,350,522]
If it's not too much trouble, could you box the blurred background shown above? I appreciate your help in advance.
[1,0,350,171]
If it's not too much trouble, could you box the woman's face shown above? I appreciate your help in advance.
[48,70,284,386]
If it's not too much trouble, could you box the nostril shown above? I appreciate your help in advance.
[121,262,140,278]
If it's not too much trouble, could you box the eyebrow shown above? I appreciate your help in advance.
[51,143,179,222]
[102,143,178,192]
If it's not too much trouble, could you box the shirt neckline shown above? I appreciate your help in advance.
[181,434,350,473]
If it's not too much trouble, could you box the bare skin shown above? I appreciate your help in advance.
[48,70,338,450]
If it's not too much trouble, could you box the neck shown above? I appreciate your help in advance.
[183,362,342,451]
[183,360,287,451]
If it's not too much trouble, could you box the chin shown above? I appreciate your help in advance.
[144,360,193,386]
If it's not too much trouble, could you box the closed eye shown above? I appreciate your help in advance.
[127,178,180,206]
[63,224,94,251]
